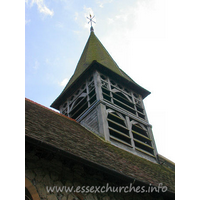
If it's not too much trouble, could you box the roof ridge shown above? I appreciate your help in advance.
[25,98,77,123]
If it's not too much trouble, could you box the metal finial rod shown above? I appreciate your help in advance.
[87,14,96,32]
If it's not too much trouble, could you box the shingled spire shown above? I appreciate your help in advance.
[51,30,158,163]
[51,31,150,109]
[65,32,133,91]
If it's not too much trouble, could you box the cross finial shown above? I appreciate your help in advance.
[87,14,96,32]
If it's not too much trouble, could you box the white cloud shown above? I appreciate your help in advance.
[30,0,54,16]
[73,30,81,35]
[133,0,166,38]
[96,0,113,8]
[55,22,64,29]
[33,60,39,71]
[83,6,94,18]
[115,13,129,22]
[60,78,69,87]
[102,0,166,64]
[25,19,31,25]
[101,0,178,162]
[107,18,114,24]
[74,12,79,21]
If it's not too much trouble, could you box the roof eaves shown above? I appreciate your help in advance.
[51,60,150,110]
[26,98,76,123]
[50,60,98,109]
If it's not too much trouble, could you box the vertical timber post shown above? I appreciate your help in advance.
[94,70,110,141]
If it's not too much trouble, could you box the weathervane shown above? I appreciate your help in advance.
[87,14,96,32]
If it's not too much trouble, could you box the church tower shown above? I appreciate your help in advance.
[51,25,158,163]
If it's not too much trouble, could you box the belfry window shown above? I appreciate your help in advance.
[107,111,131,146]
[112,92,136,115]
[132,123,154,155]
[67,76,97,120]
[69,95,88,119]
[100,77,111,102]
[100,75,147,121]
[88,80,96,105]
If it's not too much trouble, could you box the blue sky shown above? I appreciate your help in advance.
[25,0,167,106]
[25,0,200,164]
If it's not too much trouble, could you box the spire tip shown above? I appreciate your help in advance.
[90,26,94,32]
[87,15,96,32]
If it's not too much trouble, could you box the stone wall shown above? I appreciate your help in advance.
[25,144,165,200]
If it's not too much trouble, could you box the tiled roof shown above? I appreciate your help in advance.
[25,98,175,193]
[51,32,150,109]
